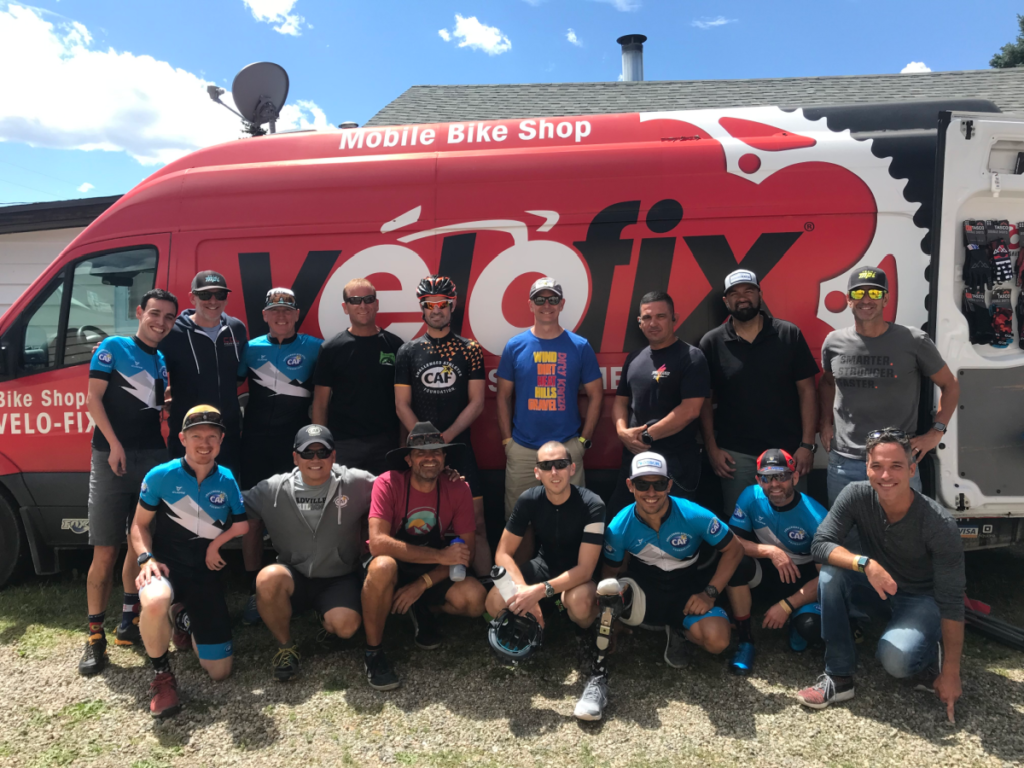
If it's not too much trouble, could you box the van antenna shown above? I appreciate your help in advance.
[207,62,290,137]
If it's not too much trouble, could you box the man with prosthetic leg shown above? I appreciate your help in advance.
[575,452,744,721]
[725,449,827,675]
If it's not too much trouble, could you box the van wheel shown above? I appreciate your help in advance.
[0,494,27,589]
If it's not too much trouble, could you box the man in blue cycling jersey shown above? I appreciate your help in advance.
[575,451,744,721]
[131,406,249,719]
[725,449,826,675]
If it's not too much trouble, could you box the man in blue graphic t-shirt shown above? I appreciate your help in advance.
[496,278,603,526]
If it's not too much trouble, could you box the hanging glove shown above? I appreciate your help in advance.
[963,244,994,291]
[990,288,1014,348]
[990,240,1015,284]
[1017,289,1024,350]
[962,288,994,345]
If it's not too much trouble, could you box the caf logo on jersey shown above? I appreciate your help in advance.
[207,491,228,508]
[786,527,808,543]
[669,533,689,548]
[285,354,304,368]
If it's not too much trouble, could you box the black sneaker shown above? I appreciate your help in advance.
[115,618,141,647]
[409,602,442,650]
[272,645,301,682]
[78,633,108,676]
[365,651,401,691]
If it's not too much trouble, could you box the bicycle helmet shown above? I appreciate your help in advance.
[487,610,543,663]
[416,275,457,299]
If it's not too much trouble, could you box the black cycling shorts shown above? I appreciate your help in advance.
[285,566,362,616]
[143,569,232,660]
[447,430,482,498]
[363,555,455,608]
[733,556,819,603]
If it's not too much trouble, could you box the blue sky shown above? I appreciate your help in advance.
[1,0,1021,205]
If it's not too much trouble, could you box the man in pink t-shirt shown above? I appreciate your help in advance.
[362,422,486,690]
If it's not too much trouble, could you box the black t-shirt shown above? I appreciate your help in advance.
[506,485,606,575]
[616,339,710,455]
[313,329,403,439]
[699,313,819,456]
[394,332,484,433]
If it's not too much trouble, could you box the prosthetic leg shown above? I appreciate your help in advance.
[574,578,625,721]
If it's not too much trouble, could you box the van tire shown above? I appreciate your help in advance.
[0,493,27,589]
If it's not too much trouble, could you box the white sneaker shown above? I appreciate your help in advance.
[574,674,609,721]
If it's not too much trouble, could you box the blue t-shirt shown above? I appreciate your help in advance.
[729,485,827,565]
[244,333,322,435]
[89,335,168,452]
[604,497,732,586]
[139,458,246,570]
[496,329,602,449]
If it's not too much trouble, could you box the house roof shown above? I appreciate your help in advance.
[366,68,1024,126]
[0,195,122,235]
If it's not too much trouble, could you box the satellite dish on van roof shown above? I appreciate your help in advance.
[232,62,289,134]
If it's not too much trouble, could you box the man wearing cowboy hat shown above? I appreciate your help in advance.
[361,422,486,690]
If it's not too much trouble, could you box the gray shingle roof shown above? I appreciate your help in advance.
[366,68,1024,126]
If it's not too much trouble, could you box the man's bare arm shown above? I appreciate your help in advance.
[312,385,331,427]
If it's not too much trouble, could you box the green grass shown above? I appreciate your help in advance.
[56,699,108,723]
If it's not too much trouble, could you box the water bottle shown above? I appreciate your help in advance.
[449,537,466,582]
[491,565,518,602]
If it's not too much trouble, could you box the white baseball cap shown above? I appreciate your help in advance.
[723,269,759,294]
[629,451,669,480]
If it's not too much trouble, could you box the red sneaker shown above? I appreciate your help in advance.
[149,672,181,719]
[169,603,191,652]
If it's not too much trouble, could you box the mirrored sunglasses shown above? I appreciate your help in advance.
[757,472,793,484]
[866,427,910,444]
[420,299,453,311]
[848,288,885,300]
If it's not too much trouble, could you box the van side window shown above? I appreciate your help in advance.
[18,247,158,372]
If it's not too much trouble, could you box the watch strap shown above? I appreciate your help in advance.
[798,441,816,453]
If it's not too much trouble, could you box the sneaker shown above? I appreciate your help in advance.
[664,626,690,669]
[409,602,442,650]
[169,603,191,652]
[796,673,855,709]
[789,622,808,653]
[242,594,262,626]
[78,633,108,676]
[149,672,181,719]
[574,674,609,721]
[730,641,755,675]
[364,651,401,691]
[115,616,141,647]
[272,645,301,682]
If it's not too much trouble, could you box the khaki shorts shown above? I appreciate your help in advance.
[503,437,585,520]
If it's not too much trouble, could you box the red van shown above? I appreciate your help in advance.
[1,100,1022,585]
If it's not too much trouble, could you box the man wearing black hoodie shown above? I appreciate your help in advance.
[160,271,249,477]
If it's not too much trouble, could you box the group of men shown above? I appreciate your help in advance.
[77,261,967,725]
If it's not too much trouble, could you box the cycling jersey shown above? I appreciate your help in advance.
[139,458,246,570]
[394,331,484,433]
[729,485,827,565]
[506,485,606,576]
[89,335,168,451]
[243,333,322,435]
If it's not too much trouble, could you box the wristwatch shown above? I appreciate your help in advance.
[854,556,870,573]
[932,422,947,434]
[641,429,653,446]
[137,552,155,566]
[578,436,593,450]
[543,581,556,599]
[798,441,817,454]
[703,584,719,600]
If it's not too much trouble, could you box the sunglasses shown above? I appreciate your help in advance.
[344,294,377,305]
[298,448,332,460]
[194,290,229,301]
[182,411,224,430]
[867,428,910,444]
[532,295,562,306]
[420,299,453,311]
[757,472,793,484]
[536,458,572,471]
[848,288,886,301]
[632,477,670,492]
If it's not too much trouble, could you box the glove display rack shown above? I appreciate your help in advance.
[960,219,1024,350]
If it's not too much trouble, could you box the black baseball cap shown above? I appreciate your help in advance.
[756,448,797,475]
[191,270,231,293]
[847,267,888,292]
[294,425,335,453]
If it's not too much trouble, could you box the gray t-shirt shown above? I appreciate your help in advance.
[293,476,329,532]
[811,481,965,621]
[821,323,945,459]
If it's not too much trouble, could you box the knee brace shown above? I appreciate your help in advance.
[615,577,646,627]
[791,602,822,644]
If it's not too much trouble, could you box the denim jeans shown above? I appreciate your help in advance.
[826,452,922,506]
[818,565,941,678]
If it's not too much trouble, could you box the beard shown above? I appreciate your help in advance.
[731,304,760,322]
[424,313,451,331]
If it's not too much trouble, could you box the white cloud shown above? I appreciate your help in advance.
[566,28,581,47]
[692,16,736,29]
[242,0,304,36]
[592,0,641,11]
[438,14,511,56]
[77,182,94,193]
[0,5,329,167]
[901,61,931,73]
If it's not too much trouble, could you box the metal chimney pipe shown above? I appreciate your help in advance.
[339,121,359,129]
[617,34,647,82]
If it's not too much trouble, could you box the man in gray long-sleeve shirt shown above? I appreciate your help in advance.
[795,428,965,720]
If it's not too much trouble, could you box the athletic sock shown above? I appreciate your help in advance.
[364,643,382,658]
[149,652,171,674]
[735,615,753,644]
[247,570,259,596]
[120,593,140,629]
[87,612,106,637]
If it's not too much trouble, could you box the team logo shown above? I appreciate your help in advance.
[635,458,663,469]
[708,518,722,536]
[158,366,167,380]
[60,518,90,534]
[206,491,228,508]
[174,486,184,494]
[651,364,670,383]
[140,481,148,494]
[786,528,808,542]
[307,426,324,435]
[335,495,349,508]
[857,269,878,279]
[604,543,615,553]
[420,365,456,389]
[405,508,437,535]
[285,354,304,368]
[97,350,113,365]
[732,509,746,521]
[669,533,690,548]
[379,352,396,366]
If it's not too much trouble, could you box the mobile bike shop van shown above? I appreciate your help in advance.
[1,98,1022,585]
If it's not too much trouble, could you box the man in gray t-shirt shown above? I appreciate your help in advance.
[818,267,960,504]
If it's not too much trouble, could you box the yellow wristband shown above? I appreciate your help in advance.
[779,599,793,616]
[421,573,433,588]
[502,438,513,446]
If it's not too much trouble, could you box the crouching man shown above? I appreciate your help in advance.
[245,425,375,681]
[131,406,248,718]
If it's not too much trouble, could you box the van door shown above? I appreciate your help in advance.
[932,112,1024,543]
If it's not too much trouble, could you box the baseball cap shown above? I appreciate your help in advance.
[847,266,888,292]
[264,287,297,310]
[529,277,563,299]
[724,269,759,294]
[756,448,797,475]
[182,405,225,432]
[191,270,231,293]
[629,451,670,480]
[294,424,335,453]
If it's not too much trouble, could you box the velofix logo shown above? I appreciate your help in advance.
[285,354,304,368]
[207,491,228,508]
